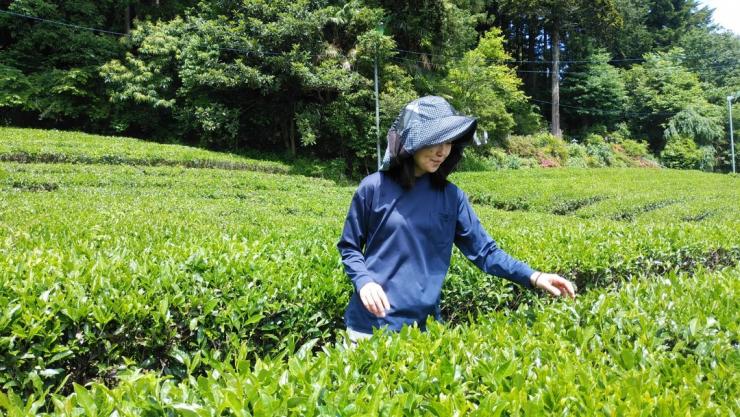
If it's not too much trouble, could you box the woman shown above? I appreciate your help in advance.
[337,96,575,343]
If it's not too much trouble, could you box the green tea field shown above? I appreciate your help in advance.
[0,128,738,415]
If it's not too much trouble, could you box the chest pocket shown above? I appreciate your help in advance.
[429,211,455,246]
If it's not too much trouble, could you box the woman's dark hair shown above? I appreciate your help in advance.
[385,139,466,191]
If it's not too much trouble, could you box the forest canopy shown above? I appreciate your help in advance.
[1,0,738,175]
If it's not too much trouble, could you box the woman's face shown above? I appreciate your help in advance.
[413,142,453,177]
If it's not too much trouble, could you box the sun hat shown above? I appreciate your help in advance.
[379,96,478,171]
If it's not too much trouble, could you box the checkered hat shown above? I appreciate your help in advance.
[379,96,477,171]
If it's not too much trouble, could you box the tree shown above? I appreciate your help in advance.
[607,0,713,59]
[370,0,485,67]
[0,0,196,130]
[663,104,724,148]
[643,0,712,50]
[624,49,720,152]
[491,0,621,137]
[606,0,653,60]
[100,0,416,173]
[678,28,740,92]
[439,28,539,145]
[560,49,627,132]
[103,1,348,150]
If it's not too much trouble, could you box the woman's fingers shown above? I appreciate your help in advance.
[537,273,577,299]
[360,292,376,315]
[360,283,390,317]
[556,277,576,298]
[369,290,386,317]
[542,282,562,297]
[548,275,576,299]
[360,291,378,316]
[378,288,390,311]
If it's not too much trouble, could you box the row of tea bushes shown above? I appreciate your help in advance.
[0,128,291,174]
[1,161,738,397]
[3,266,737,415]
[0,164,352,395]
[452,169,739,223]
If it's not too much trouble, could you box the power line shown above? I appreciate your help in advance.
[0,9,717,123]
[218,47,284,57]
[387,56,553,75]
[0,9,127,36]
[393,50,737,70]
[388,54,737,75]
[0,50,705,120]
[0,10,343,62]
[529,98,676,117]
[1,7,735,121]
[385,55,683,117]
[390,47,648,65]
[2,9,736,71]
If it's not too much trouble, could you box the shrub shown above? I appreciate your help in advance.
[617,139,650,158]
[488,148,508,166]
[585,136,615,167]
[504,154,524,169]
[663,104,724,147]
[636,157,662,168]
[661,136,702,169]
[539,158,560,168]
[584,133,606,146]
[457,148,529,171]
[505,135,539,158]
[565,155,589,168]
[3,129,740,405]
[518,157,539,168]
[486,148,525,170]
[610,144,633,167]
[698,146,716,172]
[536,132,569,165]
[457,152,495,171]
[567,142,588,159]
[607,122,633,143]
[505,133,568,166]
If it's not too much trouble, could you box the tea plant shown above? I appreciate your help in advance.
[0,128,738,413]
[3,267,736,416]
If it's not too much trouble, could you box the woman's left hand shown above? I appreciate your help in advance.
[530,272,576,299]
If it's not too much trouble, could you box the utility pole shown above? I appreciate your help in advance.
[550,17,561,138]
[124,2,131,34]
[374,52,381,170]
[374,22,384,170]
[728,95,736,174]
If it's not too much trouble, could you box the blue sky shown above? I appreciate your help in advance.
[698,0,740,34]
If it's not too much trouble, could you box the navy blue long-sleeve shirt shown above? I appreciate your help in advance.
[337,172,535,333]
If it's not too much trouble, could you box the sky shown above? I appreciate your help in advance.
[697,0,740,34]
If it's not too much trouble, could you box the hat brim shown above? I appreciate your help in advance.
[403,115,477,154]
[379,114,478,171]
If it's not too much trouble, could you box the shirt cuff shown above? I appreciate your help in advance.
[517,264,536,289]
[353,275,376,293]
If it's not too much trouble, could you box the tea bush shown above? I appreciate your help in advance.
[4,267,737,415]
[0,128,737,413]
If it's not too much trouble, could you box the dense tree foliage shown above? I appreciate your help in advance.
[439,28,540,145]
[560,50,627,133]
[0,0,196,128]
[1,0,738,173]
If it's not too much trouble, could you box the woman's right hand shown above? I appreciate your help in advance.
[530,271,576,299]
[359,282,390,317]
